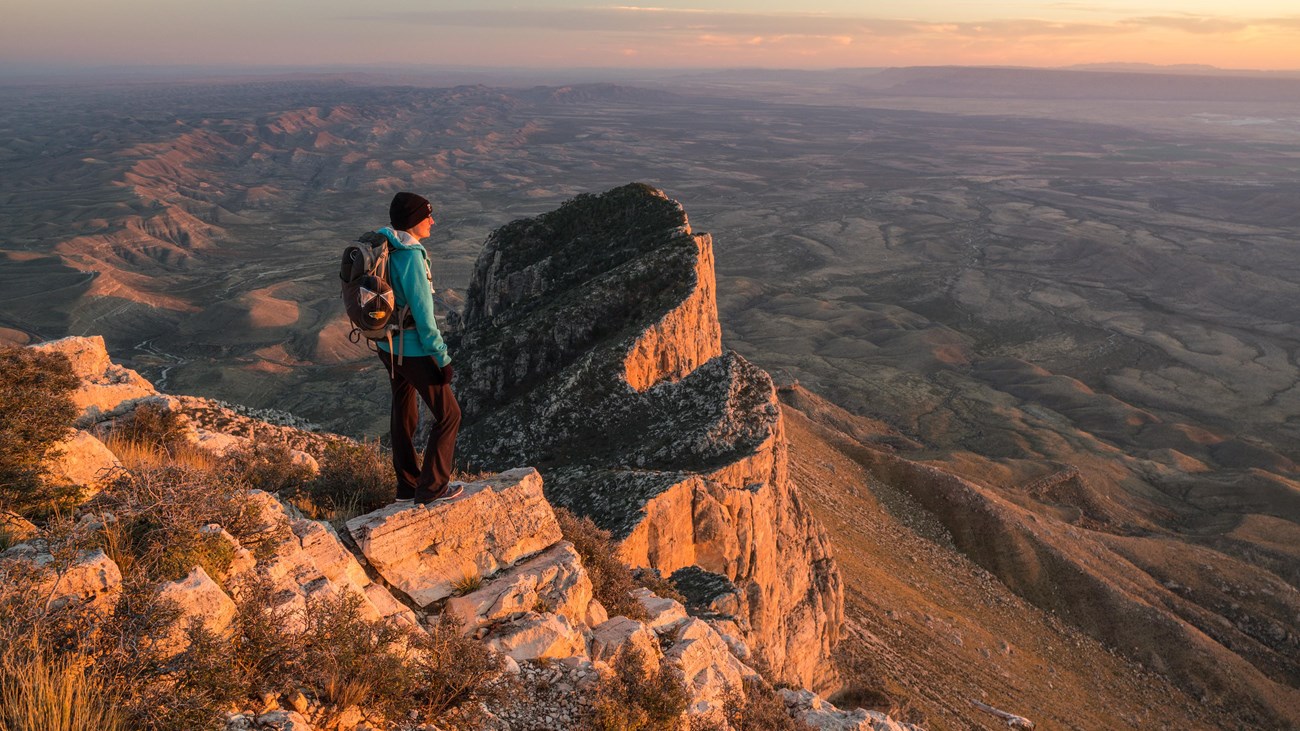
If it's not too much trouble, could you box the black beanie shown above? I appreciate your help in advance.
[389,192,433,231]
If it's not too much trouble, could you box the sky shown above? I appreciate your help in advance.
[4,0,1299,71]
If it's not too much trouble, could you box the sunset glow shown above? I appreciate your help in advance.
[3,0,1298,70]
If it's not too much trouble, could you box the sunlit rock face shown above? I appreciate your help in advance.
[450,183,843,689]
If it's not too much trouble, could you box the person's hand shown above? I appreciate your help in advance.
[441,363,454,383]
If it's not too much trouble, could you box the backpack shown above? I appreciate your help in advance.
[339,232,410,366]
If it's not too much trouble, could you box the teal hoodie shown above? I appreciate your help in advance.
[375,227,451,367]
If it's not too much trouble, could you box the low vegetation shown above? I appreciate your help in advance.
[0,442,512,731]
[555,507,655,621]
[110,402,189,454]
[298,440,394,521]
[720,678,814,731]
[588,643,689,731]
[0,346,79,518]
[220,441,315,497]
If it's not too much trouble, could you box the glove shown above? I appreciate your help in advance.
[440,363,454,384]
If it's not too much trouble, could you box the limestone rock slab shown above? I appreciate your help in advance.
[632,587,689,632]
[29,336,157,425]
[484,611,587,661]
[237,490,416,630]
[446,541,593,631]
[663,618,759,716]
[157,565,237,656]
[590,616,661,669]
[45,429,120,502]
[346,468,562,607]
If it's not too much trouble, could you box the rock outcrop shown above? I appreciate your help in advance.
[346,468,563,608]
[448,183,843,689]
[30,335,158,426]
[11,328,885,730]
[44,429,120,501]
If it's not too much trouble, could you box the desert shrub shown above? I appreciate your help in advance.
[300,591,413,719]
[91,464,259,582]
[632,567,687,605]
[305,441,394,519]
[408,611,514,725]
[89,582,222,731]
[722,678,813,731]
[589,643,689,731]
[227,573,305,691]
[221,442,315,496]
[110,402,190,453]
[555,507,648,621]
[0,347,80,518]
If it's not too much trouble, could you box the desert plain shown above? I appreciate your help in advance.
[1,66,1297,728]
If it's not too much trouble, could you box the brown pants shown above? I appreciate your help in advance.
[377,351,461,501]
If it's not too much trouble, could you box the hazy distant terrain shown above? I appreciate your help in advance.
[2,67,1297,727]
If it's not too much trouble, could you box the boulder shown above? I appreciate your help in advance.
[445,541,594,631]
[662,618,760,716]
[44,429,120,502]
[589,616,661,670]
[194,427,249,456]
[346,468,562,607]
[235,491,416,630]
[632,587,689,632]
[29,336,157,426]
[43,548,122,612]
[289,449,319,474]
[157,566,238,656]
[780,689,924,731]
[483,611,588,661]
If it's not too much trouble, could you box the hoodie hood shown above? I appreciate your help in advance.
[377,226,425,251]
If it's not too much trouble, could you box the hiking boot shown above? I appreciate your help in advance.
[415,482,464,506]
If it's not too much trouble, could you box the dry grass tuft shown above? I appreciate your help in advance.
[101,432,215,473]
[0,649,122,731]
[451,572,483,596]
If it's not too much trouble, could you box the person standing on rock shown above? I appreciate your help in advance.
[375,192,463,506]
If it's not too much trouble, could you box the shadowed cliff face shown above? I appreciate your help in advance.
[450,183,844,689]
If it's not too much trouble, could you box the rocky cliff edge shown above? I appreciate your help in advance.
[448,183,844,690]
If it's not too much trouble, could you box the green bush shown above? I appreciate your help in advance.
[110,402,189,453]
[300,591,411,718]
[221,442,315,496]
[227,572,305,692]
[555,507,649,622]
[92,464,260,582]
[723,678,813,731]
[588,643,689,731]
[306,441,394,519]
[0,347,80,518]
[408,611,513,725]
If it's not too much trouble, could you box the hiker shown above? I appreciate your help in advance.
[374,192,463,505]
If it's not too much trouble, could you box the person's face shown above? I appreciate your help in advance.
[412,213,435,238]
